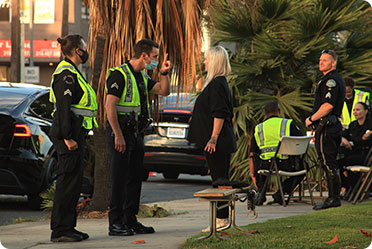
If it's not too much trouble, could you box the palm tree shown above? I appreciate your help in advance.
[87,0,209,210]
[207,0,372,181]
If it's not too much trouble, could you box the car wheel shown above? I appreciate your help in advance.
[142,169,150,181]
[27,194,43,210]
[163,172,179,180]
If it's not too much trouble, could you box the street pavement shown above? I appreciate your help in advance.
[0,195,320,249]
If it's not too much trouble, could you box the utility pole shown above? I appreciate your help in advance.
[29,0,34,66]
[61,0,69,36]
[10,0,21,82]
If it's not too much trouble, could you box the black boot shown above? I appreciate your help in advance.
[313,170,341,210]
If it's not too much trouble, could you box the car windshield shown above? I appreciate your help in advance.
[159,93,195,111]
[0,91,25,112]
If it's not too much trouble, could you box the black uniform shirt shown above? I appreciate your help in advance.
[106,62,156,121]
[52,58,85,140]
[250,116,303,154]
[313,70,345,117]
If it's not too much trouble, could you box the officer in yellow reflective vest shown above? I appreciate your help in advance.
[341,76,370,128]
[49,35,97,243]
[249,101,303,205]
[105,39,171,236]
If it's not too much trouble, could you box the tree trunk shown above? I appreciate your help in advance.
[89,36,111,211]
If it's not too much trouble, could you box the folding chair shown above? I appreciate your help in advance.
[346,147,372,204]
[256,136,315,207]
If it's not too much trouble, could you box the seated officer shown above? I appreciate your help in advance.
[341,76,370,129]
[249,101,304,205]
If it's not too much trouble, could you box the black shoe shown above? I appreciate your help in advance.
[128,222,155,234]
[51,232,83,242]
[313,197,341,210]
[109,224,135,236]
[73,229,89,240]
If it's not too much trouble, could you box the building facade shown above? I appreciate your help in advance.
[0,0,89,86]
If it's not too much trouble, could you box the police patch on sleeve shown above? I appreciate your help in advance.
[326,79,336,87]
[111,82,119,89]
[325,92,331,99]
[63,75,74,84]
[64,89,72,96]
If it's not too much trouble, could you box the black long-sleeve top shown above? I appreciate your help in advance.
[187,76,237,153]
[342,115,372,152]
[52,58,85,140]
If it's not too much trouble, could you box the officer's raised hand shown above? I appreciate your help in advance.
[160,53,172,74]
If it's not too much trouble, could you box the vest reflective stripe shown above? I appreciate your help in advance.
[106,64,150,116]
[254,117,292,160]
[50,60,98,130]
[341,89,370,127]
[116,106,141,113]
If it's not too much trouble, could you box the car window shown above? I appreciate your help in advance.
[0,91,25,111]
[29,93,54,120]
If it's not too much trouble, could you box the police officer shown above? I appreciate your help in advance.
[306,49,345,210]
[49,34,97,242]
[105,39,171,236]
[250,101,303,205]
[340,76,370,128]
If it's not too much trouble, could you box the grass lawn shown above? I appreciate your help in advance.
[184,201,372,249]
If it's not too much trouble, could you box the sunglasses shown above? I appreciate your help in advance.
[321,49,333,55]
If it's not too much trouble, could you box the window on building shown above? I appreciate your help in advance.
[81,0,89,20]
[0,66,9,81]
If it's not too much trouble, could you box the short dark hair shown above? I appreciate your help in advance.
[264,101,280,115]
[356,101,369,111]
[321,49,337,61]
[133,39,159,58]
[57,34,85,57]
[344,76,354,88]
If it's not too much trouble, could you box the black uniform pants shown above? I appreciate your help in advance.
[205,151,231,219]
[315,122,342,198]
[107,123,144,227]
[50,128,87,237]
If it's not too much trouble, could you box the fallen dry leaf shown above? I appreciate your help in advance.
[360,229,372,238]
[131,240,146,244]
[248,229,259,234]
[284,226,292,229]
[338,246,357,249]
[219,232,231,237]
[325,234,338,244]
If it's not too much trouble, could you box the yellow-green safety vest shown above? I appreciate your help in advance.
[341,89,370,128]
[105,63,150,117]
[49,60,98,130]
[254,117,292,160]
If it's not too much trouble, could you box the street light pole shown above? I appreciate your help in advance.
[29,0,34,66]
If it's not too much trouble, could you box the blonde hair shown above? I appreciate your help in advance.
[203,45,231,88]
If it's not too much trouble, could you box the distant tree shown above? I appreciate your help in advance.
[87,0,209,211]
[207,0,372,181]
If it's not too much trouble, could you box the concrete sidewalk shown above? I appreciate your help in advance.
[0,197,316,249]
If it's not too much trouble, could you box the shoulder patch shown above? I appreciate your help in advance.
[63,75,74,84]
[64,89,72,96]
[111,82,119,89]
[325,92,331,99]
[326,79,336,87]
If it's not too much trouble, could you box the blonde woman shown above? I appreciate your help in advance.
[188,45,237,232]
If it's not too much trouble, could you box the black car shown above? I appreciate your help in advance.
[0,82,57,209]
[143,93,208,180]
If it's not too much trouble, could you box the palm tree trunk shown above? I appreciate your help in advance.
[89,36,111,211]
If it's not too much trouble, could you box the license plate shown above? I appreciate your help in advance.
[167,127,186,138]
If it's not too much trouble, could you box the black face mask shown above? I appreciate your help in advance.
[78,48,89,64]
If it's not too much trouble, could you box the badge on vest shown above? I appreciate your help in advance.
[326,79,336,87]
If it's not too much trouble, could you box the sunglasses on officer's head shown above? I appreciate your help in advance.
[321,49,332,55]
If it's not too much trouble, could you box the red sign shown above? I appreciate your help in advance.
[0,40,61,58]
